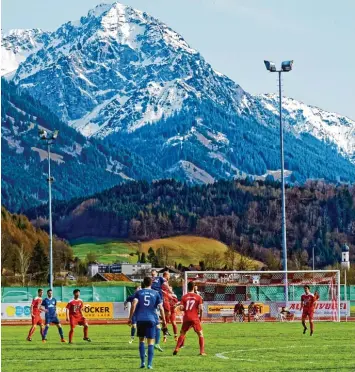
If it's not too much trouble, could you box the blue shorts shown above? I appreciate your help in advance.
[137,321,156,339]
[45,316,60,325]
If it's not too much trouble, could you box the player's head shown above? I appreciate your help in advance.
[73,289,80,299]
[187,281,194,292]
[143,277,152,288]
[38,288,43,297]
[163,271,170,280]
[304,285,310,294]
[47,289,53,298]
[151,269,157,277]
[141,281,146,289]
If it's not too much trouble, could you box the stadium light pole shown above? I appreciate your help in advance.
[264,60,293,304]
[39,128,59,291]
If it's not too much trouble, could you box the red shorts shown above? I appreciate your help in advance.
[302,309,314,320]
[163,299,171,313]
[31,315,43,326]
[181,319,202,333]
[70,317,87,327]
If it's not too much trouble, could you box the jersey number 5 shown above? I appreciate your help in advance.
[144,295,150,306]
[186,299,196,311]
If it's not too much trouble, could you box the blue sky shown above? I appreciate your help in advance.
[2,0,354,119]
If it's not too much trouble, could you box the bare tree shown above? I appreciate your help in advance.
[224,245,238,269]
[16,244,31,286]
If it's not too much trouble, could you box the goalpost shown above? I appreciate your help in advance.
[184,270,341,322]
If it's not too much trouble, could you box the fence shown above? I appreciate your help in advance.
[2,286,355,303]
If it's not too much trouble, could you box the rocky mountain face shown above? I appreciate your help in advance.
[2,2,354,211]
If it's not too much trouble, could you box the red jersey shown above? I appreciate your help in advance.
[31,297,42,316]
[301,293,318,311]
[181,292,203,321]
[66,299,84,318]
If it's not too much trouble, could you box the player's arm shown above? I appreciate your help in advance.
[198,303,203,321]
[158,303,166,327]
[30,301,34,317]
[128,298,138,325]
[65,303,70,321]
[41,299,48,313]
[300,297,304,311]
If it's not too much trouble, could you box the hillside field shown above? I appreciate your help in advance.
[2,322,354,371]
[70,235,262,267]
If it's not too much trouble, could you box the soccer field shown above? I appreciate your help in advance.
[2,323,354,371]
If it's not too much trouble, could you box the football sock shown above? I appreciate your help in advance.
[302,321,307,329]
[28,326,35,339]
[69,329,74,343]
[310,322,314,333]
[172,323,178,335]
[139,342,145,364]
[58,327,64,339]
[84,326,88,339]
[148,344,154,366]
[155,328,161,345]
[43,326,49,339]
[176,335,185,350]
[40,326,44,338]
[199,336,205,354]
[131,327,136,338]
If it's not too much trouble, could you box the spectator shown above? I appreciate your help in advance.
[248,302,256,322]
[279,306,294,322]
[233,301,245,322]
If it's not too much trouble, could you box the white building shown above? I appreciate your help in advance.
[341,244,350,270]
[121,263,152,276]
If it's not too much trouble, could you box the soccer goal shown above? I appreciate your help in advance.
[184,270,341,322]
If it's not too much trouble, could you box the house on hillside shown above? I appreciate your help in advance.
[88,262,152,278]
[91,273,133,282]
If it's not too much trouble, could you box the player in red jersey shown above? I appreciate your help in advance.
[27,288,45,341]
[162,272,179,342]
[173,281,206,356]
[300,285,319,336]
[66,289,91,344]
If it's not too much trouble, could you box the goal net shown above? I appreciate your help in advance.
[184,271,341,322]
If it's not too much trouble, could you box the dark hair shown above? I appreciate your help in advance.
[304,285,310,290]
[141,281,146,289]
[187,281,194,291]
[38,288,43,293]
[73,289,80,295]
[47,289,52,294]
[143,277,152,287]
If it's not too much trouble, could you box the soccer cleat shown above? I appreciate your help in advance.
[61,339,67,343]
[303,327,307,334]
[147,365,153,369]
[163,336,167,343]
[129,338,134,344]
[174,335,178,342]
[69,342,73,344]
[26,337,32,342]
[140,363,145,369]
[83,337,92,342]
[42,339,47,343]
[310,331,313,336]
[154,344,163,352]
[173,350,178,355]
[199,353,207,356]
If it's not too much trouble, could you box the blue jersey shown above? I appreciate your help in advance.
[134,289,161,322]
[42,297,57,318]
[151,276,166,294]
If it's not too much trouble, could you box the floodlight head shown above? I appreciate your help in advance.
[264,60,277,72]
[52,130,59,139]
[38,129,48,140]
[281,60,293,72]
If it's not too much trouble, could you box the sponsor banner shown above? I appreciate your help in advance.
[288,301,350,317]
[206,302,270,315]
[56,302,113,319]
[1,303,32,320]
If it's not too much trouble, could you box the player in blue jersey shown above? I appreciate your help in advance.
[129,277,166,370]
[41,289,66,343]
[124,286,141,343]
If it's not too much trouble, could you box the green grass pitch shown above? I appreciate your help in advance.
[2,322,354,371]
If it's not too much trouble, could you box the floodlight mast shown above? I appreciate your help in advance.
[264,60,293,304]
[38,129,59,291]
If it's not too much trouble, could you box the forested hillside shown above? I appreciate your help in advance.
[27,179,355,269]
